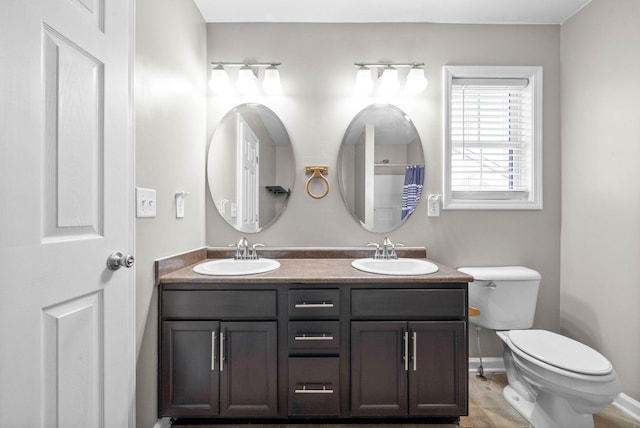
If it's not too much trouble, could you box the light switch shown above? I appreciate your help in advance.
[136,187,156,218]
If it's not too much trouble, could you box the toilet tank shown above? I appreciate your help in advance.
[458,266,541,330]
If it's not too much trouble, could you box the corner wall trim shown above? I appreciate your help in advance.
[153,417,172,428]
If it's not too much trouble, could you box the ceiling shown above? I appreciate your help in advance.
[193,0,592,24]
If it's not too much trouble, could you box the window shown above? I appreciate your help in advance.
[444,66,542,209]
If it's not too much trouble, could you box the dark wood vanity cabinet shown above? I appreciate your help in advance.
[159,281,468,421]
[160,289,278,418]
[351,321,467,416]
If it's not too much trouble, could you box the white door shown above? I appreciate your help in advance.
[237,115,260,232]
[0,0,134,426]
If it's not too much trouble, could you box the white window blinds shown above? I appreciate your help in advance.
[449,77,533,201]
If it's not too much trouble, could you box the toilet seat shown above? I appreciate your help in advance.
[508,330,613,376]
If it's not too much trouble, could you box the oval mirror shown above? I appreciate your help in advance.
[208,103,294,233]
[338,104,424,233]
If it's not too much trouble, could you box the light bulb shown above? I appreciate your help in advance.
[262,65,283,95]
[236,65,258,94]
[379,67,399,96]
[405,66,428,95]
[354,66,374,95]
[208,65,231,94]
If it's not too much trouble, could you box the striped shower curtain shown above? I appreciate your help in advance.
[401,165,424,220]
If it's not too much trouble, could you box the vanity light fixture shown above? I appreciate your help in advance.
[405,65,429,95]
[353,62,428,96]
[379,66,400,96]
[208,64,231,95]
[354,65,374,95]
[209,62,283,96]
[236,65,258,94]
[262,64,283,95]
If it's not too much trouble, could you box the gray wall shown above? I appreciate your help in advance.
[135,0,206,426]
[206,23,562,357]
[561,0,640,401]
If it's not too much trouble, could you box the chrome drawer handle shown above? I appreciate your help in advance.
[294,302,334,308]
[295,385,334,394]
[294,333,334,341]
[211,331,216,371]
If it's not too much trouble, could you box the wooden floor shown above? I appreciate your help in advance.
[174,372,639,428]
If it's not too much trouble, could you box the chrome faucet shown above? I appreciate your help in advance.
[231,237,264,260]
[382,237,404,259]
[367,237,403,260]
[232,237,249,260]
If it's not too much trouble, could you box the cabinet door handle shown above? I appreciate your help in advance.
[294,333,334,341]
[211,331,216,371]
[412,331,417,371]
[294,302,334,308]
[294,385,334,394]
[403,331,409,371]
[220,331,225,372]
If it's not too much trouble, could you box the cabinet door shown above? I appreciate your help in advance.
[160,321,219,417]
[408,321,467,416]
[220,321,278,417]
[351,321,408,416]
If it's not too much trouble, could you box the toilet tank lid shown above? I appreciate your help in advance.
[457,266,541,281]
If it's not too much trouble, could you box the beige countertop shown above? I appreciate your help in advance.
[157,247,473,285]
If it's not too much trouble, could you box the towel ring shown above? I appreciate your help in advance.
[305,166,330,199]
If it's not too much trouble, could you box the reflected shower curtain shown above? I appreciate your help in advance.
[401,165,424,220]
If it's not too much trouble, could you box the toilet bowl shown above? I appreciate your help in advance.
[458,266,622,428]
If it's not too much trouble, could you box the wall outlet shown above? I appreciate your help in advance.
[175,193,186,218]
[427,194,441,217]
[136,187,156,218]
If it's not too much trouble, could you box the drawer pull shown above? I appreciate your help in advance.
[220,331,225,372]
[294,301,334,308]
[295,385,334,394]
[294,333,334,341]
[211,331,216,371]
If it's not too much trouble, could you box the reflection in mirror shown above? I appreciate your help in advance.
[338,104,424,233]
[208,103,294,233]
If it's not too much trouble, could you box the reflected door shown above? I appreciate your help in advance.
[237,115,260,232]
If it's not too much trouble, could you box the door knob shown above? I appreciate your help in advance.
[107,251,135,271]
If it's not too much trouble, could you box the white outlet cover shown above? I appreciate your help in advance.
[136,187,156,218]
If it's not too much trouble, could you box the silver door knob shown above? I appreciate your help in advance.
[107,251,135,271]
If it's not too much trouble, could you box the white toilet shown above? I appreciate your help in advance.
[458,266,621,428]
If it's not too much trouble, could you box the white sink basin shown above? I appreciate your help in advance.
[351,258,439,276]
[193,258,280,276]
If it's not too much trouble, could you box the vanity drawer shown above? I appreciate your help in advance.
[288,321,340,353]
[351,288,465,318]
[162,290,277,319]
[288,357,340,416]
[288,289,340,318]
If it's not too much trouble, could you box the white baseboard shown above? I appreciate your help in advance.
[153,417,172,428]
[469,356,505,373]
[613,393,640,423]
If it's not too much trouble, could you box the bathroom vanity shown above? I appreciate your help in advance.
[156,248,471,423]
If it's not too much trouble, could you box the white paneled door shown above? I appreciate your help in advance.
[0,0,134,427]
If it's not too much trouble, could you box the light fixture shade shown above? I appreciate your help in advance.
[354,66,374,95]
[262,65,283,95]
[236,65,258,94]
[379,67,400,96]
[208,65,231,94]
[405,66,428,94]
